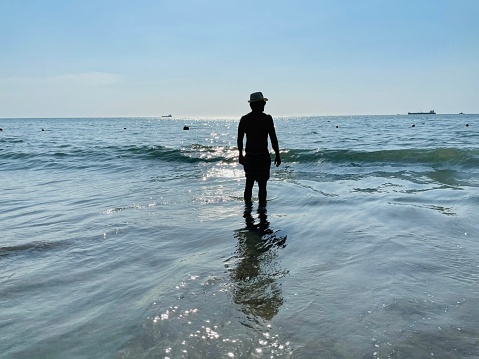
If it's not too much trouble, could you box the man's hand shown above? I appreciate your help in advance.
[239,154,245,165]
[274,154,281,167]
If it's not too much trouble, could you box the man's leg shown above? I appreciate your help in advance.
[244,178,254,202]
[258,180,267,204]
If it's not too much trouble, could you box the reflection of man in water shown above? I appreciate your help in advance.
[237,92,281,205]
[230,206,287,321]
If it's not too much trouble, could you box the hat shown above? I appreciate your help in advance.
[248,92,268,103]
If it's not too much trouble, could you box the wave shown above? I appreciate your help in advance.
[0,143,238,171]
[117,144,236,163]
[2,143,479,170]
[0,239,68,259]
[282,147,479,168]
[0,137,24,144]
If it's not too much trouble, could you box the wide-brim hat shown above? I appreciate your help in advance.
[248,92,268,103]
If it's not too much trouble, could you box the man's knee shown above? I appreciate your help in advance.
[258,180,267,189]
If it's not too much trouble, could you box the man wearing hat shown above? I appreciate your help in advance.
[237,92,281,205]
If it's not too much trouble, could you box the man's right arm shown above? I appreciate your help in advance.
[237,119,245,164]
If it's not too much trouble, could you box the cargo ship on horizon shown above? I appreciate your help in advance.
[408,110,436,115]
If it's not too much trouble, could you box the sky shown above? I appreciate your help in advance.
[1,0,478,117]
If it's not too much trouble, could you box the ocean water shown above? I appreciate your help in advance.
[1,115,479,358]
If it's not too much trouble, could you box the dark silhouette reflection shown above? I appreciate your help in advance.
[229,204,288,321]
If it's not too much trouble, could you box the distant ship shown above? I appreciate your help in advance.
[162,114,172,117]
[408,110,436,115]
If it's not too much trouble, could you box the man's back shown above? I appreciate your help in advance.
[239,112,275,153]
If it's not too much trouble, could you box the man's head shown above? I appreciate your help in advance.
[248,92,268,112]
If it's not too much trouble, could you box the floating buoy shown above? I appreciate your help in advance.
[183,126,189,130]
[411,124,415,127]
[465,124,469,127]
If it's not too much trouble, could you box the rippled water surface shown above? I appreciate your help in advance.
[1,115,479,358]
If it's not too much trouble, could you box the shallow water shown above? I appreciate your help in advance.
[1,115,479,358]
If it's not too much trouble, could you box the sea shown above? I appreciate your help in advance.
[1,114,478,359]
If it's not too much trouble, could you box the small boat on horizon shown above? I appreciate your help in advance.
[408,110,436,115]
[162,114,172,118]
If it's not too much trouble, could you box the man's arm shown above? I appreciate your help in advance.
[237,120,245,164]
[268,116,281,167]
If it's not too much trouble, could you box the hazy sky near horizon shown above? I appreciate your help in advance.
[1,0,478,117]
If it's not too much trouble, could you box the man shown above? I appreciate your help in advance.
[237,92,281,205]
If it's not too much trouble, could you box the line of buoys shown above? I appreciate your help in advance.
[0,121,472,135]
[327,123,473,130]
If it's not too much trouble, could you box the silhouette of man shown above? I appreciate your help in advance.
[237,92,281,204]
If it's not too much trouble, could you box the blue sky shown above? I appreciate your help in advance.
[1,0,478,117]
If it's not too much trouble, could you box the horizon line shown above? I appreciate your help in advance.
[1,113,478,120]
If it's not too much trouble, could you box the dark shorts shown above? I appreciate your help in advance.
[243,152,271,181]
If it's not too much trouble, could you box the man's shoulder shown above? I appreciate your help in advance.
[242,112,272,119]
[263,112,273,120]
